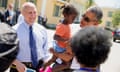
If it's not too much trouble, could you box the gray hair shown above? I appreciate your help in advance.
[21,2,36,12]
[87,6,103,20]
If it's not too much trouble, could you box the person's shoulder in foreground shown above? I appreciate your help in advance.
[70,26,112,72]
[0,22,19,72]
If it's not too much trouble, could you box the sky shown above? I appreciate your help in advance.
[94,0,120,8]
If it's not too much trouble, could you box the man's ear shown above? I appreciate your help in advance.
[21,10,25,16]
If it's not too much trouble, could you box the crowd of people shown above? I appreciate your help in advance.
[0,3,20,26]
[0,2,112,72]
[0,3,47,27]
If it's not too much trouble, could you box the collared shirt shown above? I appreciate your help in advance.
[71,57,81,69]
[17,14,24,24]
[13,20,50,62]
[8,10,14,24]
[9,10,14,17]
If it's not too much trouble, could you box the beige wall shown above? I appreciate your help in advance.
[70,0,86,22]
[36,0,42,15]
[40,0,86,24]
[7,0,26,10]
[46,0,64,24]
[8,0,14,5]
[101,7,116,27]
[19,0,26,8]
[7,0,119,27]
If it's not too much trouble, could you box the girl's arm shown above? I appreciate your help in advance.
[54,34,69,42]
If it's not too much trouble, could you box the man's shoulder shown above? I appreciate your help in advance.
[34,23,47,35]
[12,23,22,30]
[35,23,46,30]
[5,10,9,13]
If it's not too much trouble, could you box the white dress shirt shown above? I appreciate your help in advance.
[70,57,80,69]
[5,67,10,72]
[70,25,81,69]
[17,14,24,24]
[13,20,51,63]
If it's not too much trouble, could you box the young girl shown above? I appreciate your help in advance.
[43,3,78,72]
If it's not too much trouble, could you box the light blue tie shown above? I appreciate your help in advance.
[29,26,38,68]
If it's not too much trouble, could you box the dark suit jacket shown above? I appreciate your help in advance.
[5,10,10,24]
[0,12,5,22]
[4,10,16,26]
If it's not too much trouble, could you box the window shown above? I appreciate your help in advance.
[0,0,7,8]
[108,11,113,17]
[53,5,61,17]
[27,0,36,4]
[106,21,111,26]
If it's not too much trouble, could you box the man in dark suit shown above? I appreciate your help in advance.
[0,11,5,22]
[5,3,16,26]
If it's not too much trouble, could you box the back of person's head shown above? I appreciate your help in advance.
[0,23,19,71]
[70,26,112,67]
[87,6,103,21]
[61,3,78,16]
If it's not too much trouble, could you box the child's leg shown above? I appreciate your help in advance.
[43,55,57,70]
[52,61,71,72]
[43,46,60,69]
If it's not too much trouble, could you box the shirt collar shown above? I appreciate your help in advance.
[4,67,10,72]
[23,20,34,30]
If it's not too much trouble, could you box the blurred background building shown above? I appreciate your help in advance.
[0,0,120,29]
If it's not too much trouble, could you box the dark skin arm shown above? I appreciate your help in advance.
[53,34,73,62]
[50,44,73,62]
[54,34,69,42]
[51,36,73,62]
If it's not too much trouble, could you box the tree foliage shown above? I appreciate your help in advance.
[85,0,94,9]
[112,10,120,27]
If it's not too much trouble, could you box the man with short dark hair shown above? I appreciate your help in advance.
[71,5,104,70]
[70,26,112,72]
[80,6,103,27]
[0,23,19,72]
